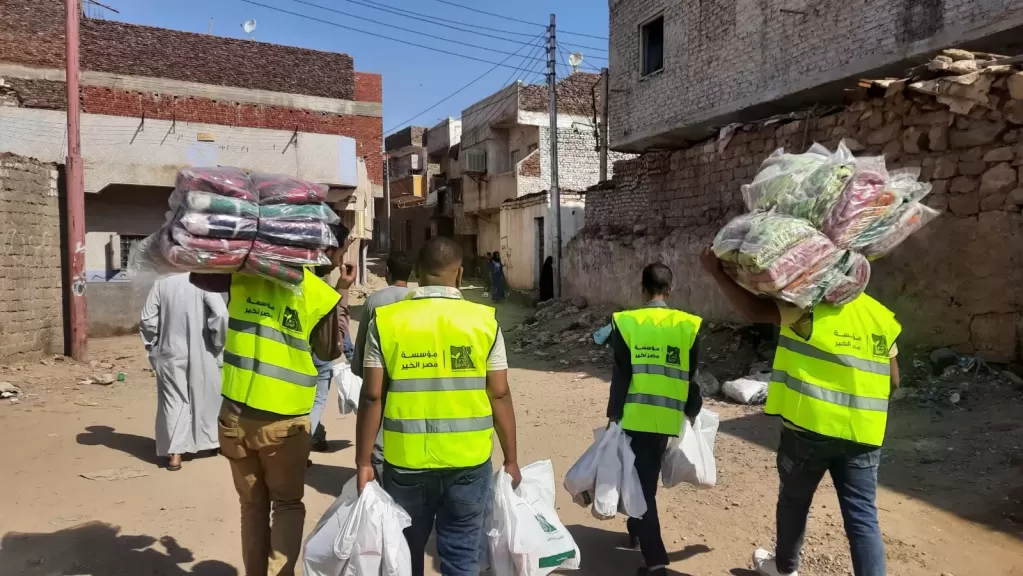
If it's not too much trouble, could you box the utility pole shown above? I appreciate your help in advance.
[66,0,87,360]
[599,67,609,182]
[547,14,563,298]
[383,154,391,254]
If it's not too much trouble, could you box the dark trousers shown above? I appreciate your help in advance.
[382,460,492,576]
[625,430,670,568]
[775,426,886,575]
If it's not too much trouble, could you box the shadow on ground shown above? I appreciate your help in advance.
[76,425,162,466]
[0,521,237,575]
[566,524,708,575]
[305,463,357,498]
[719,400,1023,539]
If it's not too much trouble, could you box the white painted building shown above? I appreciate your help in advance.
[459,73,633,291]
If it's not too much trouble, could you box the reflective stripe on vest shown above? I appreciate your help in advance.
[376,296,498,469]
[613,306,702,436]
[221,269,339,415]
[766,294,902,447]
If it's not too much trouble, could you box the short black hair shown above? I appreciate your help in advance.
[641,262,672,296]
[417,237,463,275]
[386,252,413,282]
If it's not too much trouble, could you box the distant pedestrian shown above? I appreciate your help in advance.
[539,256,554,302]
[481,252,493,297]
[140,273,229,471]
[489,252,506,302]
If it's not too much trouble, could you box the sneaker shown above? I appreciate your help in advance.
[626,534,640,550]
[753,548,797,576]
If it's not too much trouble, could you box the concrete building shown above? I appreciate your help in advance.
[607,0,1023,152]
[0,0,383,335]
[459,72,633,291]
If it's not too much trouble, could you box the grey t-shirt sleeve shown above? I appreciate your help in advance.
[363,321,507,371]
[362,317,384,369]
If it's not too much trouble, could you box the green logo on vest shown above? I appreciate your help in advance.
[281,307,303,332]
[665,345,681,366]
[450,346,476,371]
[534,513,558,533]
[871,334,888,357]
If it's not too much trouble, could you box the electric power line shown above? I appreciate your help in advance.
[284,0,545,61]
[383,33,545,135]
[233,0,543,71]
[429,0,608,40]
[558,42,602,73]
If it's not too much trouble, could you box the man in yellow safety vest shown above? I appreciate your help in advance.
[607,262,705,576]
[355,237,520,576]
[190,241,356,576]
[701,248,900,576]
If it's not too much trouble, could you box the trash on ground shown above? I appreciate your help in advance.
[722,377,769,405]
[80,467,150,481]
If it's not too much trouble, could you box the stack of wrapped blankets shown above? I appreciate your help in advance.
[131,167,344,288]
[712,141,938,309]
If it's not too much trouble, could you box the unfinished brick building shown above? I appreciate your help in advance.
[0,0,383,338]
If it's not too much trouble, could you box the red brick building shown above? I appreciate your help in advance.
[0,0,383,335]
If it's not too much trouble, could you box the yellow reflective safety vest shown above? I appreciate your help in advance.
[613,305,702,436]
[767,294,901,447]
[222,269,340,415]
[376,295,498,470]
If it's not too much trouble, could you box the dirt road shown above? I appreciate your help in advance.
[1,290,1022,575]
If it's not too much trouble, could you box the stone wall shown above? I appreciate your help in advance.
[0,153,64,361]
[567,84,1023,362]
[607,0,1023,151]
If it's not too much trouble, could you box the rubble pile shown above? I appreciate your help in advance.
[887,48,1023,118]
[504,297,616,368]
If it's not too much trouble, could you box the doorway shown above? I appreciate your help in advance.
[534,216,545,288]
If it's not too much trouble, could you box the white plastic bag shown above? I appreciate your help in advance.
[303,478,413,576]
[489,461,581,576]
[722,377,769,405]
[563,427,606,502]
[566,424,647,520]
[661,410,720,489]
[334,362,362,415]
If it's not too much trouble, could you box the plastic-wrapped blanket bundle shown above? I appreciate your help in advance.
[714,141,939,309]
[130,167,345,289]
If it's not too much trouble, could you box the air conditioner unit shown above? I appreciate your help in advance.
[463,149,487,174]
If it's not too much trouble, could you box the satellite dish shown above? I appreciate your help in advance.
[241,19,257,39]
[568,52,584,74]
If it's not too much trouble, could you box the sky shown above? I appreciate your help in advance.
[104,0,610,136]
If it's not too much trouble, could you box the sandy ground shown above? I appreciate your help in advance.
[2,287,1023,576]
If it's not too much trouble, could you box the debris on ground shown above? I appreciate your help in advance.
[694,371,721,397]
[0,381,21,398]
[722,377,769,405]
[80,466,149,481]
[91,373,117,386]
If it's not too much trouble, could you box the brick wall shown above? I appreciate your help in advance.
[567,88,1023,362]
[521,72,603,116]
[0,0,357,100]
[538,124,634,192]
[0,153,64,361]
[385,126,427,152]
[608,0,1023,151]
[354,72,383,103]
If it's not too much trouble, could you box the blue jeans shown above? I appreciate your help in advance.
[309,336,354,441]
[775,426,885,576]
[382,460,492,576]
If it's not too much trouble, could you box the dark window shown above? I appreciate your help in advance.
[120,235,147,269]
[641,16,664,76]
